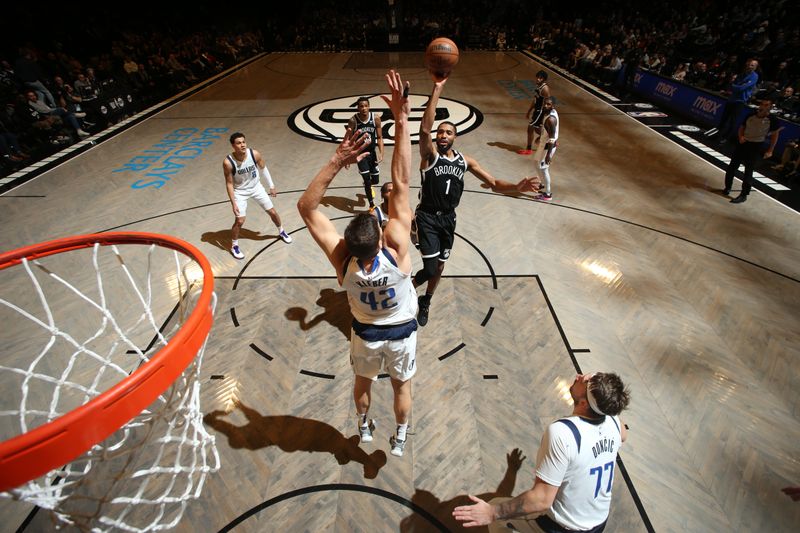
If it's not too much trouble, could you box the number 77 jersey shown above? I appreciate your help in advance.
[342,248,418,326]
[534,415,624,531]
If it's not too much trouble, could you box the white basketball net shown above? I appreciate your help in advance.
[0,241,220,532]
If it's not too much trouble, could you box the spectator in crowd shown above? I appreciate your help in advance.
[123,57,139,79]
[598,51,623,85]
[14,49,57,108]
[10,98,69,147]
[709,58,760,142]
[569,43,590,71]
[772,137,800,176]
[775,86,798,117]
[0,60,21,101]
[73,72,99,101]
[672,62,690,81]
[686,61,710,88]
[24,90,90,139]
[166,53,198,84]
[769,60,792,90]
[576,44,600,77]
[0,116,28,163]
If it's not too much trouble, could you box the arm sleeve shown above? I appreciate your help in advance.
[260,165,274,188]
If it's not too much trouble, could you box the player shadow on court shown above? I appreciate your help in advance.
[399,449,528,532]
[319,192,369,215]
[201,228,275,253]
[488,141,526,154]
[204,401,387,479]
[285,288,352,340]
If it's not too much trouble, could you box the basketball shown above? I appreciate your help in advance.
[425,37,459,81]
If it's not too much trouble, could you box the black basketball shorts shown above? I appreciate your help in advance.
[415,209,456,261]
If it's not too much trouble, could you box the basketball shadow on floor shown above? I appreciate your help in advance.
[399,449,527,532]
[201,227,277,252]
[204,401,387,479]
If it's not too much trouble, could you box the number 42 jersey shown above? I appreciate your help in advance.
[341,248,418,326]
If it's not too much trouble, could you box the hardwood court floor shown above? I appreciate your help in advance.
[1,52,798,532]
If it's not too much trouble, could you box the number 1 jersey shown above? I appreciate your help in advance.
[419,150,468,212]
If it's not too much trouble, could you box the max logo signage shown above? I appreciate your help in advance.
[654,82,678,98]
[288,94,483,145]
[693,96,722,115]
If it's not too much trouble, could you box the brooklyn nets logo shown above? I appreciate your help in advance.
[287,94,483,145]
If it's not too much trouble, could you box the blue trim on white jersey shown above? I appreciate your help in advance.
[556,418,581,453]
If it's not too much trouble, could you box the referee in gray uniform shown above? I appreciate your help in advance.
[724,98,782,204]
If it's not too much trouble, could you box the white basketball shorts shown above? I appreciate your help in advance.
[234,183,273,217]
[350,330,417,382]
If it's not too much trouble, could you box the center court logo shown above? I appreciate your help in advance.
[288,94,483,145]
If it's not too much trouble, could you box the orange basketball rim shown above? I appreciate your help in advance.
[0,232,215,492]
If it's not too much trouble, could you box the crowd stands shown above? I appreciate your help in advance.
[524,1,799,121]
[3,1,799,183]
[1,14,264,176]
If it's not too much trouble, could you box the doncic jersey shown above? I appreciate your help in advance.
[419,150,468,212]
[341,248,417,326]
[353,112,378,154]
[227,149,260,193]
[536,415,623,530]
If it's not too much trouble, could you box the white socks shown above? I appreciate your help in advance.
[396,423,408,441]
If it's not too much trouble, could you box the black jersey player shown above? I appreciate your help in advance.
[347,97,385,219]
[413,78,540,326]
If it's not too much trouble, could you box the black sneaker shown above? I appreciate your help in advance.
[730,194,747,204]
[417,295,431,327]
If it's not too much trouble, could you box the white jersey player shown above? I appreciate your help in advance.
[454,372,631,532]
[533,98,559,201]
[298,70,416,458]
[223,132,292,260]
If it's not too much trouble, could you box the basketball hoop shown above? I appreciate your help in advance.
[0,232,219,531]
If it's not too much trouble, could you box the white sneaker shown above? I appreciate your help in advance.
[231,245,244,259]
[278,229,292,243]
[389,435,406,457]
[77,129,90,138]
[359,419,375,443]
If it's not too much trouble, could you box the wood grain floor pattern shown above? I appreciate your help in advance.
[1,51,798,532]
